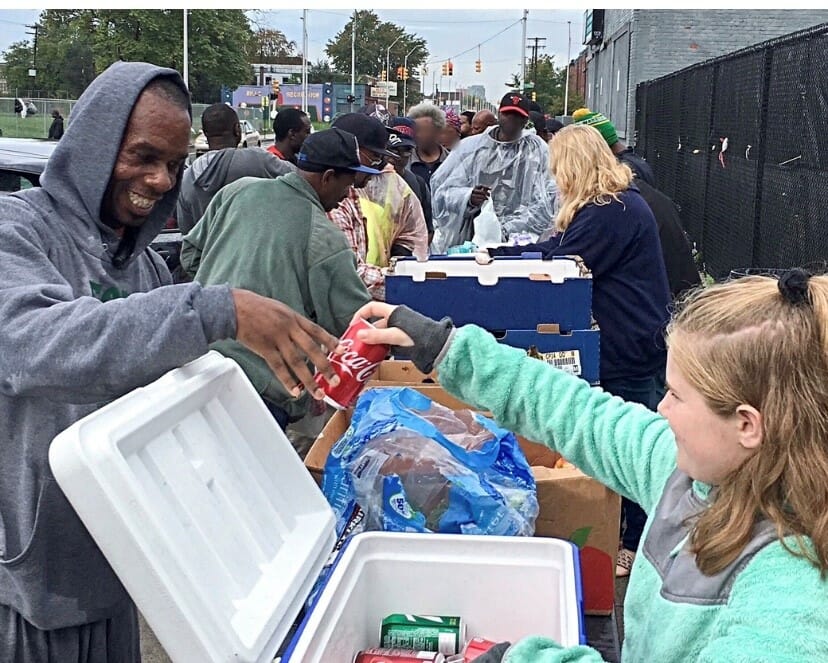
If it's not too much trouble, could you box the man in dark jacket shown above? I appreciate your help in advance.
[387,116,433,242]
[47,109,64,140]
[0,61,341,663]
[177,103,293,233]
[635,179,701,300]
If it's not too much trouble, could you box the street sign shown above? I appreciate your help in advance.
[371,82,398,96]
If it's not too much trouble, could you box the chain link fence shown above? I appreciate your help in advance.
[635,22,828,277]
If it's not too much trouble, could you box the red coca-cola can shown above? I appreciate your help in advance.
[314,318,388,410]
[353,649,445,663]
[463,637,498,661]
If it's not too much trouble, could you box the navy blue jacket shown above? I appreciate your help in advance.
[492,188,670,381]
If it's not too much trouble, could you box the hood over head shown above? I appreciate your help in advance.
[39,61,191,268]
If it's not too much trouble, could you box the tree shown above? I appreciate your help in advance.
[248,28,297,63]
[306,59,349,84]
[510,55,584,117]
[325,10,428,106]
[1,10,254,103]
[2,41,36,94]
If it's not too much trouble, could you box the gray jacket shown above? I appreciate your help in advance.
[177,147,294,234]
[0,61,236,630]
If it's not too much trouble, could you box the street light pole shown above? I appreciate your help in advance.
[386,34,403,110]
[350,17,356,112]
[301,9,308,114]
[564,20,572,116]
[402,45,416,115]
[182,9,189,90]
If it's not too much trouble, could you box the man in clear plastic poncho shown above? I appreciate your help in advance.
[430,93,555,253]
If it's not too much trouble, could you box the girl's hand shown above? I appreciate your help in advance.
[351,302,415,347]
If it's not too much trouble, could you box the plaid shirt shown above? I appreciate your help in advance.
[327,187,386,301]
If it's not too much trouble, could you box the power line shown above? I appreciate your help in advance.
[424,18,522,67]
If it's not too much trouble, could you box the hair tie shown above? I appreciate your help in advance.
[778,268,812,306]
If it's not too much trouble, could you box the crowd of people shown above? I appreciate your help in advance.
[3,60,826,663]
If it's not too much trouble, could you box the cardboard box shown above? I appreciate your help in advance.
[304,385,621,615]
[373,360,438,385]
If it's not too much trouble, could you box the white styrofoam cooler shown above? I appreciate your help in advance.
[49,352,583,663]
[387,255,585,286]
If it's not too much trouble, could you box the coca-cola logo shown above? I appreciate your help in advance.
[330,339,380,383]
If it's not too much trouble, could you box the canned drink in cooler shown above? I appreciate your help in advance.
[463,637,499,661]
[353,648,446,663]
[314,317,388,410]
[380,614,465,655]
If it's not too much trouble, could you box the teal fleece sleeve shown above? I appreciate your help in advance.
[505,638,606,662]
[437,325,677,511]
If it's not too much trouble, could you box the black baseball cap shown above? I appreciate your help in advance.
[332,113,397,158]
[387,116,417,150]
[499,92,531,118]
[295,128,382,174]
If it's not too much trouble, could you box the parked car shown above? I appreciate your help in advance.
[193,119,262,157]
[0,137,183,273]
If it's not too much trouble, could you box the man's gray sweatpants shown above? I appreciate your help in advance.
[0,602,140,663]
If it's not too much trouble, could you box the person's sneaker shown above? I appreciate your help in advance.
[616,548,636,577]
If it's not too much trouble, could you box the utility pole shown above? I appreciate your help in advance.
[520,10,528,93]
[301,10,308,114]
[564,20,572,116]
[182,10,189,90]
[350,15,356,112]
[527,37,546,86]
[25,23,39,89]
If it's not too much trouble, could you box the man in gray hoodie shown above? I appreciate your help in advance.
[0,61,341,662]
[177,102,294,234]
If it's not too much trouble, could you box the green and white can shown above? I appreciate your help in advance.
[380,614,465,655]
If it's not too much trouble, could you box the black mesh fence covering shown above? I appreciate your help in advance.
[635,23,828,277]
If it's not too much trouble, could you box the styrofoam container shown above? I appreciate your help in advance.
[49,352,583,663]
[388,255,585,285]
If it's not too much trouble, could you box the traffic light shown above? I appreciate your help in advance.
[441,62,448,76]
[396,66,403,80]
[381,69,387,81]
[403,67,409,81]
[475,60,482,73]
[531,91,537,102]
[448,60,454,77]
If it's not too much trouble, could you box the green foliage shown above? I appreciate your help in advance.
[1,9,254,103]
[306,59,350,84]
[247,28,297,63]
[511,55,585,117]
[325,10,428,105]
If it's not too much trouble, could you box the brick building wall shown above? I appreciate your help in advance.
[583,9,828,141]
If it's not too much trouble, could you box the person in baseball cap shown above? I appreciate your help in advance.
[328,115,429,300]
[497,92,532,142]
[295,126,382,176]
[439,108,462,151]
[387,116,434,242]
[181,126,376,430]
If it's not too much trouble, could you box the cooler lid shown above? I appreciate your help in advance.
[388,255,589,285]
[49,352,336,663]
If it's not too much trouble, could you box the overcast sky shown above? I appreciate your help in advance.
[0,8,585,103]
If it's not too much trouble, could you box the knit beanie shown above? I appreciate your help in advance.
[572,107,619,147]
[444,108,462,135]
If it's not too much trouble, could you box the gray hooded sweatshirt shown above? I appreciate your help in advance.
[177,147,294,234]
[0,61,237,630]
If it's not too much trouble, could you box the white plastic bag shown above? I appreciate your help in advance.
[472,198,503,248]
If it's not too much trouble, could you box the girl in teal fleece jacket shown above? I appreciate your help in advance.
[352,270,828,663]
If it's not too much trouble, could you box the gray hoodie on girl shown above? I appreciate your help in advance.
[0,61,236,630]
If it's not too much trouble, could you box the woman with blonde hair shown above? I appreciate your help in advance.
[354,269,828,661]
[492,123,672,575]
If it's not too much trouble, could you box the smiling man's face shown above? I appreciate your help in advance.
[101,87,191,229]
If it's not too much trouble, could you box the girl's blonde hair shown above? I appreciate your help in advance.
[549,123,633,231]
[668,273,828,576]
